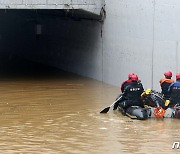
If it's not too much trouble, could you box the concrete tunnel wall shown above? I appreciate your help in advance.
[102,0,180,91]
[52,0,180,92]
[37,0,180,92]
[1,0,180,92]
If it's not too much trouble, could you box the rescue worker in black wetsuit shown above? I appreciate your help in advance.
[113,73,134,110]
[168,73,180,108]
[119,74,144,115]
[160,71,174,99]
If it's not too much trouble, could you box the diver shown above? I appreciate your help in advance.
[141,89,167,118]
[141,89,165,108]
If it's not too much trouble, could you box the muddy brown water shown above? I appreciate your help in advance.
[0,73,179,154]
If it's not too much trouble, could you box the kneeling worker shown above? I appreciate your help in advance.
[160,71,174,99]
[168,73,180,107]
[119,74,144,115]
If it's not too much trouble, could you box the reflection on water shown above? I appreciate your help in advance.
[0,72,179,153]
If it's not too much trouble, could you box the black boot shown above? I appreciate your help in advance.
[113,95,123,110]
[119,102,126,116]
[113,102,119,110]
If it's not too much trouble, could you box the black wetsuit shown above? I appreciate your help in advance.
[120,81,144,110]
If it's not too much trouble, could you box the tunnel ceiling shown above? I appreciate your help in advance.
[0,0,105,20]
[0,0,105,18]
[1,9,103,20]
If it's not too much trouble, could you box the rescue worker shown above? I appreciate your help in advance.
[113,73,134,110]
[113,73,135,110]
[141,89,166,109]
[160,71,174,99]
[168,73,180,107]
[119,74,144,115]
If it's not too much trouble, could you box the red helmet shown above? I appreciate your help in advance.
[128,73,135,79]
[164,71,172,77]
[176,73,180,80]
[131,75,138,81]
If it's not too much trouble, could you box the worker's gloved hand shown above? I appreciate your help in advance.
[165,100,170,107]
[113,102,119,110]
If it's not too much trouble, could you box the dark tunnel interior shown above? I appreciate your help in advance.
[0,9,66,78]
[0,9,95,79]
[0,9,101,80]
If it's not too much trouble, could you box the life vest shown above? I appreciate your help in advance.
[160,78,174,99]
[160,78,174,85]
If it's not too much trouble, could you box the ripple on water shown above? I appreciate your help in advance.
[99,127,108,130]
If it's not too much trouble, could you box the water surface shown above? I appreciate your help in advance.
[0,73,179,154]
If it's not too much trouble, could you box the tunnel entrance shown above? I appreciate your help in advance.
[0,9,103,79]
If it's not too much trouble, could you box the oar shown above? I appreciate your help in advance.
[100,96,122,114]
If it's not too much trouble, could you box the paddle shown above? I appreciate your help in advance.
[100,95,122,114]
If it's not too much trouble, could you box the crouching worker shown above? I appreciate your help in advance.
[168,73,180,108]
[160,71,174,100]
[113,73,135,110]
[118,75,144,115]
[141,89,166,118]
[141,89,166,109]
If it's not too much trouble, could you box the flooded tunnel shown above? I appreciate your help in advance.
[0,8,104,80]
[0,2,179,154]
